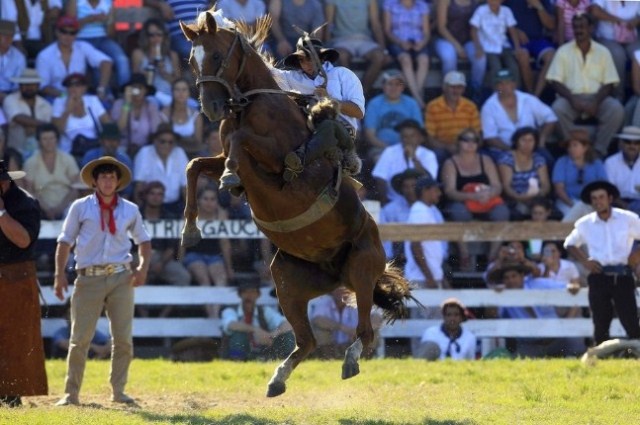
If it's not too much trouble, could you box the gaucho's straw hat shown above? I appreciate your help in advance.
[80,156,132,192]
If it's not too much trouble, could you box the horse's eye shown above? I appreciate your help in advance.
[212,52,222,62]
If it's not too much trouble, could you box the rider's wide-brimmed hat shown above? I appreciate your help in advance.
[80,156,132,192]
[0,160,26,181]
[283,37,340,69]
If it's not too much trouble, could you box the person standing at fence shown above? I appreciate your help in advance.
[0,160,48,408]
[565,180,640,346]
[53,156,151,406]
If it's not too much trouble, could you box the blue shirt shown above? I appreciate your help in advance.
[499,277,565,319]
[364,94,423,146]
[57,193,151,269]
[0,46,27,93]
[552,156,607,200]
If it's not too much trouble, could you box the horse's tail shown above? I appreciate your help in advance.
[373,262,422,324]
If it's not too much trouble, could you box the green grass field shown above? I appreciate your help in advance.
[2,358,638,424]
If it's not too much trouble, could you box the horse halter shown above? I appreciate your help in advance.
[195,29,249,109]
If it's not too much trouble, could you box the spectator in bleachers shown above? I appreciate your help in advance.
[379,168,424,264]
[486,261,585,358]
[133,123,188,215]
[552,128,607,220]
[143,0,212,71]
[604,126,640,216]
[435,0,485,104]
[36,15,112,101]
[470,0,521,92]
[66,0,131,90]
[498,127,551,219]
[372,119,438,205]
[51,301,111,359]
[555,0,591,46]
[538,241,582,292]
[481,69,557,162]
[269,0,325,60]
[382,0,431,108]
[0,20,26,105]
[364,70,423,162]
[23,123,79,220]
[485,241,541,287]
[324,0,388,96]
[183,185,234,318]
[528,197,554,260]
[505,0,556,97]
[51,73,111,156]
[138,180,191,317]
[203,123,223,157]
[416,298,477,361]
[111,73,163,158]
[425,71,481,163]
[441,128,509,267]
[405,174,448,289]
[216,0,266,26]
[131,18,181,107]
[161,78,204,158]
[546,13,624,158]
[80,122,134,199]
[3,68,52,161]
[589,0,640,100]
[13,0,63,60]
[625,47,640,125]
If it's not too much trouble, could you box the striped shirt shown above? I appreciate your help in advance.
[425,95,480,146]
[165,0,211,37]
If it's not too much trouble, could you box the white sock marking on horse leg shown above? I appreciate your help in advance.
[193,45,205,75]
[345,338,363,363]
[270,357,294,386]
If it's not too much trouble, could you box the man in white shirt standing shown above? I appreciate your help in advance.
[565,180,640,345]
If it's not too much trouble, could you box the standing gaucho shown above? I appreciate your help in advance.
[0,160,48,407]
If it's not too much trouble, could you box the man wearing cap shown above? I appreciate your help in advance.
[546,13,624,157]
[481,68,557,159]
[0,19,26,103]
[565,180,640,345]
[364,70,423,161]
[3,68,52,157]
[36,15,112,100]
[0,160,48,407]
[604,126,640,216]
[425,71,481,162]
[53,157,151,406]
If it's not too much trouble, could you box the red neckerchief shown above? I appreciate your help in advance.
[97,193,118,235]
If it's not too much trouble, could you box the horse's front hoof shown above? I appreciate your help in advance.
[219,172,242,192]
[181,228,202,249]
[341,360,360,380]
[266,381,286,397]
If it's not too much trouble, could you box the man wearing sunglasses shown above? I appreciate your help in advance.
[35,16,112,100]
[605,126,640,216]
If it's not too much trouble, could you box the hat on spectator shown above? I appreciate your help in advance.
[487,261,530,284]
[615,126,640,141]
[493,69,516,84]
[56,15,80,31]
[80,156,132,191]
[0,20,16,36]
[394,119,424,134]
[413,174,441,197]
[390,168,425,193]
[579,180,620,204]
[100,123,121,140]
[283,37,339,68]
[62,73,89,87]
[10,68,41,85]
[122,72,156,96]
[382,70,406,84]
[443,71,466,86]
[0,160,26,181]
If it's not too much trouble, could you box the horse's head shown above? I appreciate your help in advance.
[180,9,247,122]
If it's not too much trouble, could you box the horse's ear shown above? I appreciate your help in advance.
[180,21,198,41]
[203,11,218,34]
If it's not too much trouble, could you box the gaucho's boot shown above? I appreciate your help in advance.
[283,134,337,182]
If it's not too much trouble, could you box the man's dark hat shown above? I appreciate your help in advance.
[580,180,620,204]
[283,37,340,69]
[121,73,156,96]
[0,160,26,181]
[487,261,530,284]
[100,123,121,140]
[414,174,442,197]
[394,119,425,134]
[391,168,425,193]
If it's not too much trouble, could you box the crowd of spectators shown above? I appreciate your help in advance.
[2,0,640,360]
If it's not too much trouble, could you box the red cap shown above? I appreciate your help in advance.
[56,16,80,30]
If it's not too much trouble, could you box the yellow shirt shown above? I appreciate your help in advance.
[425,96,481,146]
[23,150,79,210]
[546,40,619,94]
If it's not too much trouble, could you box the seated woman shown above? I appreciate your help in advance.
[497,127,551,219]
[382,0,431,108]
[441,128,509,266]
[552,129,607,220]
[161,78,204,158]
[51,73,111,157]
[130,18,181,107]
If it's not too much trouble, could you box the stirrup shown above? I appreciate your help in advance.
[283,152,303,182]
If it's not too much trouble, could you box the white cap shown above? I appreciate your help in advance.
[443,71,466,86]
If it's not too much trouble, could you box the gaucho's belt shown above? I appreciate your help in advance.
[77,263,131,277]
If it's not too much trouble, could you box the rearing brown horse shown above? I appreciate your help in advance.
[180,8,415,397]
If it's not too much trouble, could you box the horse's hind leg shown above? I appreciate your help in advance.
[266,251,335,397]
[181,155,226,248]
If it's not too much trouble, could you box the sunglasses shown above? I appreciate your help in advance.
[147,32,164,38]
[458,136,478,143]
[622,139,640,145]
[58,28,78,36]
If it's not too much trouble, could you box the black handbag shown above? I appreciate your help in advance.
[70,105,101,158]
